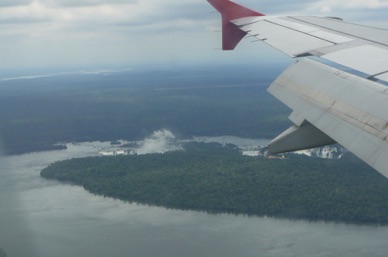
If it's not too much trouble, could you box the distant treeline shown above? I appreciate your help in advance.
[0,248,6,257]
[41,142,388,225]
[0,66,290,155]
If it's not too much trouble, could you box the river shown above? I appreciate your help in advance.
[0,142,387,257]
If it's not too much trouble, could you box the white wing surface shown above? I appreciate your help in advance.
[207,0,388,177]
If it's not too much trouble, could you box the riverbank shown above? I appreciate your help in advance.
[41,142,388,225]
[3,141,388,257]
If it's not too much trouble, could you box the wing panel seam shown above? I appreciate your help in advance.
[289,17,388,47]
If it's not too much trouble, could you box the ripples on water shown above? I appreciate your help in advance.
[0,141,388,257]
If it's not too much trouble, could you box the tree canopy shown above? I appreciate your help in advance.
[41,142,388,225]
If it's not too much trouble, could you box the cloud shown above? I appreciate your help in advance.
[248,0,312,14]
[135,130,182,155]
[310,0,388,10]
[41,0,137,8]
[302,0,388,25]
[0,2,54,24]
[0,0,205,30]
[239,0,388,13]
[0,0,31,7]
[0,0,386,69]
[0,0,214,68]
[236,0,388,26]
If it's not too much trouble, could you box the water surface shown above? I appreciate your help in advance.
[1,142,387,257]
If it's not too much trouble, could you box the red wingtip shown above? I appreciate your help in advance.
[208,0,264,21]
[208,0,264,50]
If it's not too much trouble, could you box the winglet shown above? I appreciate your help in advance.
[208,0,264,50]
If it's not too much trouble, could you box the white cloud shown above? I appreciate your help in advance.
[135,129,181,155]
[0,0,212,68]
[0,0,386,69]
[0,0,31,7]
[304,0,388,17]
[311,0,388,10]
[41,0,136,8]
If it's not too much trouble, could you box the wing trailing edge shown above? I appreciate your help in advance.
[267,58,388,177]
[207,0,264,50]
[268,122,336,154]
[207,0,388,177]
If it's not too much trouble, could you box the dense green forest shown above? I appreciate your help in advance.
[41,142,388,225]
[7,65,387,225]
[0,248,6,257]
[0,65,290,155]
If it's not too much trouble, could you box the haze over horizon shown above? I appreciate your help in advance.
[0,0,387,71]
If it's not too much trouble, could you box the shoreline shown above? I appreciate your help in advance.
[40,142,388,226]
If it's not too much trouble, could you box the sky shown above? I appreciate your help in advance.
[0,0,387,71]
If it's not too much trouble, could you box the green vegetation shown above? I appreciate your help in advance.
[6,66,386,225]
[0,248,6,257]
[41,142,388,225]
[0,66,290,155]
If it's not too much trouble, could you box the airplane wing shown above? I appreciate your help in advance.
[207,0,388,177]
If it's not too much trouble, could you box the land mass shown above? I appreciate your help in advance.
[0,248,6,257]
[0,66,289,155]
[41,142,388,225]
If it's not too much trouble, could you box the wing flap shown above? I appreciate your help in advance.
[242,19,333,56]
[234,15,388,80]
[376,73,388,82]
[268,122,336,154]
[323,45,388,77]
[207,0,388,177]
[290,16,388,45]
[268,58,388,176]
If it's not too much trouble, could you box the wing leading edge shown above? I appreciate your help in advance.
[207,0,388,177]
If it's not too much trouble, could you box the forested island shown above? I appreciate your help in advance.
[5,66,388,224]
[0,248,6,257]
[41,142,388,225]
